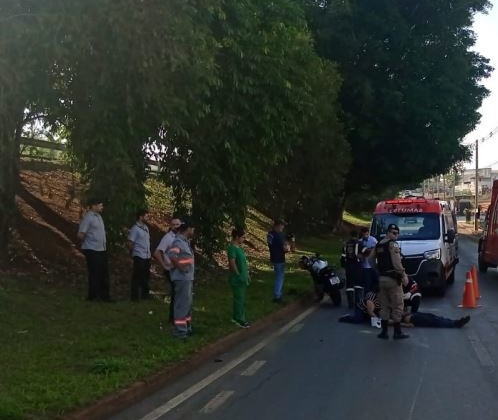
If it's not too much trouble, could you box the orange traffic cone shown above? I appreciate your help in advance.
[471,265,481,299]
[459,271,477,308]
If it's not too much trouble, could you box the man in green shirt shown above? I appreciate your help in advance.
[227,228,250,328]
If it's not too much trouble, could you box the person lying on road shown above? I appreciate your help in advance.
[339,290,470,329]
[398,312,470,329]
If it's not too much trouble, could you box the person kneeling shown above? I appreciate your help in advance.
[339,290,380,324]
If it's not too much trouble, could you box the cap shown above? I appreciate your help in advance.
[387,224,399,232]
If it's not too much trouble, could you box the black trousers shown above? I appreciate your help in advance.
[164,269,175,324]
[345,263,362,289]
[83,250,110,300]
[131,257,151,300]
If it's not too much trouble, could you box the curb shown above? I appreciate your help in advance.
[63,295,314,420]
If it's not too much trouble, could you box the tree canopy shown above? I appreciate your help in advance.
[305,0,492,194]
[0,0,492,261]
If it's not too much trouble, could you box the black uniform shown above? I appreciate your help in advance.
[342,238,362,288]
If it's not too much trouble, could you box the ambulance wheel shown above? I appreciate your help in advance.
[329,289,342,306]
[478,253,488,273]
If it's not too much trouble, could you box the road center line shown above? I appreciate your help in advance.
[139,306,317,420]
[241,360,266,376]
[199,390,234,414]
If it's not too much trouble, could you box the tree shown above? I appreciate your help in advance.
[0,0,220,255]
[254,60,349,232]
[53,0,221,244]
[305,0,492,196]
[0,1,60,262]
[160,0,346,254]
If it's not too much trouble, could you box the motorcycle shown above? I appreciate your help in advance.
[299,254,344,306]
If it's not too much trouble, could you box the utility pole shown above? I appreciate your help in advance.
[443,175,446,200]
[475,139,479,231]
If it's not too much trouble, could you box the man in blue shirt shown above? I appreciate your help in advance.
[359,227,378,292]
[267,219,289,303]
[127,209,151,301]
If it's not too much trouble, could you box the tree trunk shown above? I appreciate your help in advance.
[329,193,347,232]
[0,107,22,266]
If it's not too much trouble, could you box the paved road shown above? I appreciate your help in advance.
[110,236,498,420]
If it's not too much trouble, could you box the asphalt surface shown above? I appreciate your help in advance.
[109,235,498,420]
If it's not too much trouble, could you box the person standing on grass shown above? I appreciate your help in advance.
[127,209,151,301]
[167,218,195,339]
[154,218,182,323]
[228,228,250,328]
[77,198,112,302]
[267,219,289,303]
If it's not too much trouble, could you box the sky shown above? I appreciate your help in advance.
[465,0,498,169]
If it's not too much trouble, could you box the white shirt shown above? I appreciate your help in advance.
[79,211,106,251]
[128,222,151,259]
[156,230,176,270]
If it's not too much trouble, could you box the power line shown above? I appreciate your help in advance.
[464,125,498,147]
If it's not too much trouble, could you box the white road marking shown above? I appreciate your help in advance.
[407,360,427,420]
[290,323,304,333]
[241,360,266,376]
[138,306,317,420]
[199,390,234,414]
[467,331,495,367]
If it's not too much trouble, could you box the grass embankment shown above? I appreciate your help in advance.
[0,208,344,420]
[342,210,371,227]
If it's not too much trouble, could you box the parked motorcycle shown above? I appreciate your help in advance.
[299,254,344,306]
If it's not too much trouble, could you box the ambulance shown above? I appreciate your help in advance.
[370,197,458,295]
[478,180,498,272]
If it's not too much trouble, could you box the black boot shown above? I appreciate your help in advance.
[377,320,389,339]
[393,322,409,339]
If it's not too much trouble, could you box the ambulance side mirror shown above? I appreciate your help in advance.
[445,229,456,243]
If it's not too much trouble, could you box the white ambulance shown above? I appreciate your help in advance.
[370,198,458,296]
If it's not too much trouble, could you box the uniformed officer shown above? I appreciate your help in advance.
[153,218,182,323]
[341,230,362,288]
[167,218,195,338]
[373,224,409,339]
[341,231,363,308]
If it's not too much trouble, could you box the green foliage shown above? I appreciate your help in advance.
[345,185,403,213]
[160,0,346,254]
[305,0,492,194]
[254,59,350,232]
[1,0,492,258]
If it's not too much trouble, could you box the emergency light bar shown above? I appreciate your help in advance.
[385,199,427,205]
